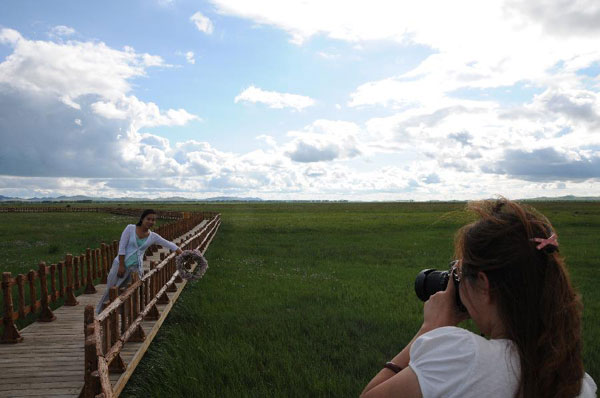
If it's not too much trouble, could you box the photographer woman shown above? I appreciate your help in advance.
[361,199,596,398]
[95,209,182,313]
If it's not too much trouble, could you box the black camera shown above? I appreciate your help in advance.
[414,261,467,312]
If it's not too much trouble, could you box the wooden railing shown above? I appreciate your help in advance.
[0,208,218,344]
[80,214,221,398]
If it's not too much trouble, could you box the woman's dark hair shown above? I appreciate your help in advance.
[137,209,157,226]
[454,198,583,398]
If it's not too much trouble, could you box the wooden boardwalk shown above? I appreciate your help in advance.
[0,220,209,398]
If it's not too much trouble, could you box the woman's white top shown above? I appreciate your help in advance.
[117,224,179,275]
[409,326,597,398]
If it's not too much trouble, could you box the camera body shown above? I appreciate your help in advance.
[414,264,467,312]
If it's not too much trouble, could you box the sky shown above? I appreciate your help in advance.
[0,0,599,201]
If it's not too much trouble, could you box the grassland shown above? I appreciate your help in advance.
[117,201,599,397]
[0,211,135,275]
[1,202,597,396]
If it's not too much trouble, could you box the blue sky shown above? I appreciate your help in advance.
[1,0,599,200]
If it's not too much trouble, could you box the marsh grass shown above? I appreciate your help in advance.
[119,201,599,397]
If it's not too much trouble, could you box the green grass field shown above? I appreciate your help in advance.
[0,212,134,275]
[1,202,598,397]
[119,201,599,397]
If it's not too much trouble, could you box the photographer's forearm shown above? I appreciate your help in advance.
[391,325,431,368]
[361,325,430,396]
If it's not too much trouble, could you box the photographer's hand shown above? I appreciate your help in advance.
[422,275,468,331]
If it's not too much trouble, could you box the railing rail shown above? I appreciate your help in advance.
[0,207,218,344]
[80,214,221,398]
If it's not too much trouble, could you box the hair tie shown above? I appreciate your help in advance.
[530,233,558,251]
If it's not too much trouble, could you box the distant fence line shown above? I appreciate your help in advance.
[0,206,190,220]
[0,207,218,344]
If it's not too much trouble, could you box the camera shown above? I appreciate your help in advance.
[414,261,467,312]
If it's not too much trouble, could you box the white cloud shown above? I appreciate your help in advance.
[0,29,199,180]
[91,96,199,129]
[284,120,362,162]
[157,0,175,6]
[50,25,76,37]
[317,51,338,59]
[210,0,414,44]
[0,28,165,107]
[507,0,600,37]
[209,1,600,109]
[235,85,315,111]
[256,134,277,148]
[190,12,214,34]
[185,51,195,64]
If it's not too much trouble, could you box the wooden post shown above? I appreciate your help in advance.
[84,248,96,294]
[108,287,126,373]
[64,254,79,306]
[49,264,57,303]
[38,263,56,322]
[1,273,23,343]
[81,314,101,398]
[158,266,170,305]
[84,305,94,337]
[144,262,159,321]
[58,262,65,298]
[174,272,184,283]
[80,254,86,289]
[120,283,129,335]
[95,248,101,279]
[129,274,146,342]
[16,274,26,319]
[102,318,110,355]
[167,277,178,293]
[91,249,98,280]
[74,256,80,290]
[27,270,36,315]
[101,244,109,284]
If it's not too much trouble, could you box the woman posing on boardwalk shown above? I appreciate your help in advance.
[361,198,596,398]
[96,209,182,313]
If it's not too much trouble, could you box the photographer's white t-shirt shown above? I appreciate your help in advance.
[409,326,597,398]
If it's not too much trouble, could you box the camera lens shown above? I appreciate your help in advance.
[414,267,467,312]
[414,269,450,302]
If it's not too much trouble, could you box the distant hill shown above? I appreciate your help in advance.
[0,195,263,202]
[523,195,600,201]
[1,194,599,203]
